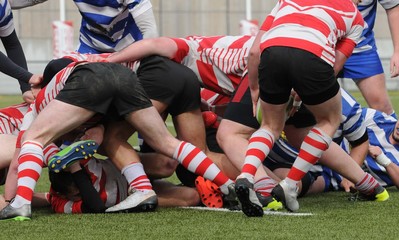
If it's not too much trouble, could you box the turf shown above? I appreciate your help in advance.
[0,91,398,239]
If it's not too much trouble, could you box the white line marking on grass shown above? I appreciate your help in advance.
[180,206,313,216]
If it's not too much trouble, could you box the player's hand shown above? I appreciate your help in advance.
[80,124,104,145]
[29,74,43,86]
[287,90,302,118]
[22,90,35,104]
[368,145,383,159]
[340,178,355,192]
[390,51,399,77]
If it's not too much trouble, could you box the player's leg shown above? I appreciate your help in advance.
[125,107,234,193]
[0,100,95,220]
[152,179,200,207]
[273,92,341,212]
[356,73,394,116]
[0,134,16,169]
[138,56,237,201]
[342,50,394,116]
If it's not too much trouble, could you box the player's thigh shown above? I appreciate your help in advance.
[23,100,94,145]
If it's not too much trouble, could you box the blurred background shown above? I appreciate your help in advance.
[0,0,397,94]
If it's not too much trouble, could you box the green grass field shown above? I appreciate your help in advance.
[1,92,399,239]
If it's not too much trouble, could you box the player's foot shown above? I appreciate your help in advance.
[373,186,390,202]
[223,183,241,210]
[48,140,98,173]
[0,204,31,221]
[271,180,299,212]
[235,178,263,217]
[351,185,389,202]
[256,192,283,211]
[105,188,158,213]
[195,176,223,208]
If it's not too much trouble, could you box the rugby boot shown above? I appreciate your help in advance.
[350,185,389,202]
[0,204,31,221]
[195,176,223,208]
[48,140,98,173]
[105,188,158,213]
[223,183,241,210]
[272,179,299,212]
[235,178,263,217]
[256,192,283,211]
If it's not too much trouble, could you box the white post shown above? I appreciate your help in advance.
[246,0,252,20]
[60,0,66,21]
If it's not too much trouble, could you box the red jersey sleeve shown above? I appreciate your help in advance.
[49,190,83,214]
[336,10,364,58]
[169,38,189,63]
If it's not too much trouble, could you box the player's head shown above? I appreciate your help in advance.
[41,58,74,88]
[49,170,81,201]
[392,120,399,143]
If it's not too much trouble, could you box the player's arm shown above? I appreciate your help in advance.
[334,49,350,76]
[348,138,369,166]
[68,162,106,213]
[384,163,399,190]
[0,52,32,93]
[334,10,364,75]
[107,37,178,63]
[369,145,399,189]
[247,29,265,116]
[130,0,159,39]
[9,0,48,9]
[386,5,399,77]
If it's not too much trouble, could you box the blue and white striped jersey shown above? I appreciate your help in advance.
[0,0,14,37]
[74,0,153,53]
[362,108,399,187]
[353,0,399,54]
[334,88,367,145]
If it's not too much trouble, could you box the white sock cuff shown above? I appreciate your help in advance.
[311,127,332,146]
[255,128,275,143]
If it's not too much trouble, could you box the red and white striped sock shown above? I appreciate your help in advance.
[173,141,233,194]
[42,143,59,167]
[121,162,153,191]
[286,127,331,187]
[240,129,274,180]
[355,172,379,195]
[254,176,277,196]
[11,141,44,208]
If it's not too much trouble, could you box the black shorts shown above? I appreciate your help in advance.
[56,62,152,117]
[224,75,260,129]
[137,56,201,116]
[224,74,316,129]
[259,47,340,105]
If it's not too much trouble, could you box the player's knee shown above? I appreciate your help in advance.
[180,187,201,206]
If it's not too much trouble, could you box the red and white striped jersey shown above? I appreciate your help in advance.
[0,102,29,135]
[170,35,255,96]
[259,0,364,66]
[18,53,89,146]
[49,157,128,214]
[200,88,230,107]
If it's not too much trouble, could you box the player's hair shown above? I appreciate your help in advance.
[41,58,74,88]
[48,170,75,195]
